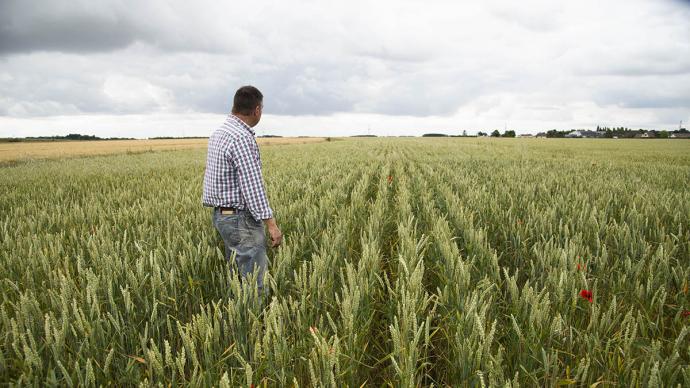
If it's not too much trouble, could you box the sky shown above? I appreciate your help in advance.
[1,0,689,138]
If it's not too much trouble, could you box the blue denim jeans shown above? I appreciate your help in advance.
[212,208,268,293]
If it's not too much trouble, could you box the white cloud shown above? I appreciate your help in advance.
[0,0,689,137]
[103,74,174,113]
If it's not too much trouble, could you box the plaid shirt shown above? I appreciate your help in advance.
[202,115,274,221]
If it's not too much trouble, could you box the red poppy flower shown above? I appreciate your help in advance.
[579,289,593,303]
[682,310,690,318]
[387,175,393,184]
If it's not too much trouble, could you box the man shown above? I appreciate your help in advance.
[202,85,282,294]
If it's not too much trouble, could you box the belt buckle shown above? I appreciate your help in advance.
[220,208,235,215]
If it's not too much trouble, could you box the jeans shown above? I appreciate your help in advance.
[212,208,268,294]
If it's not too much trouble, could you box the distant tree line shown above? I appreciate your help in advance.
[0,133,135,142]
[485,130,515,138]
[149,136,208,140]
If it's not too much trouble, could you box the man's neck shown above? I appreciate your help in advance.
[232,113,256,128]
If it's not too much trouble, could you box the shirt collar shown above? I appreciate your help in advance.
[228,114,255,136]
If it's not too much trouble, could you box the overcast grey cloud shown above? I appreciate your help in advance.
[0,0,247,54]
[1,0,689,137]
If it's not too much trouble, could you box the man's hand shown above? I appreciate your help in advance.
[263,218,283,247]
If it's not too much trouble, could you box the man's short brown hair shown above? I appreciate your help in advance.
[232,86,263,115]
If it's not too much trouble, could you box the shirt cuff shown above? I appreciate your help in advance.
[250,208,274,221]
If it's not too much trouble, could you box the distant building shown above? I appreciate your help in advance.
[566,130,605,138]
[582,130,605,138]
[634,132,654,138]
[670,133,690,138]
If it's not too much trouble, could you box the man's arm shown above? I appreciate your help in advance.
[233,136,274,220]
[233,137,282,247]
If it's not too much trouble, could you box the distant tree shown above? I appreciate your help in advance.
[502,130,516,138]
[462,130,467,137]
[62,133,100,140]
[659,131,669,138]
[477,131,487,137]
[66,134,81,140]
[491,130,501,137]
[546,129,566,138]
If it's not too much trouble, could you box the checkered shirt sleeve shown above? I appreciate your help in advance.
[202,116,274,221]
[231,136,274,220]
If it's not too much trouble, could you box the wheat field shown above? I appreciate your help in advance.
[0,137,327,163]
[0,138,688,386]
